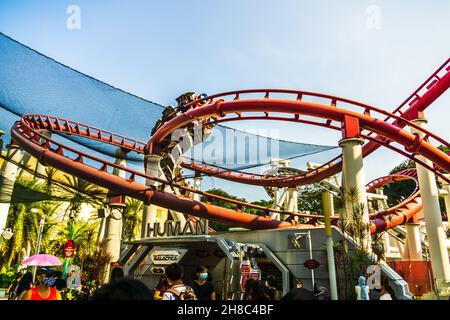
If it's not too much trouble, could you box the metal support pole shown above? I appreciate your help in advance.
[322,191,338,300]
[32,215,45,282]
[308,230,315,289]
[62,216,75,279]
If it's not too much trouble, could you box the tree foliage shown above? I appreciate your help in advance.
[201,188,273,231]
[122,197,143,241]
[383,159,416,207]
[297,185,323,214]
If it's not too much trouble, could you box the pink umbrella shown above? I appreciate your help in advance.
[22,254,62,266]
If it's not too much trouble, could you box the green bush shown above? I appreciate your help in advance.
[0,268,18,288]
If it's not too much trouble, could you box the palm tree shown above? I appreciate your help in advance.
[0,176,60,270]
[48,219,99,263]
[122,197,143,241]
[49,174,106,277]
[52,174,106,219]
[0,203,59,270]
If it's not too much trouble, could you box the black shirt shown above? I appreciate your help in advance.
[191,281,215,300]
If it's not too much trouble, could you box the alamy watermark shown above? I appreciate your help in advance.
[170,120,280,167]
[66,5,81,30]
[366,265,381,289]
[366,5,381,30]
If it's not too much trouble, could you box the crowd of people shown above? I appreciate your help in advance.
[6,263,397,301]
[7,267,99,300]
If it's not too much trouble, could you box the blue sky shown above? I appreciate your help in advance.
[1,0,449,201]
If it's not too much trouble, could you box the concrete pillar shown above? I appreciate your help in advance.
[141,155,162,238]
[102,149,126,266]
[34,131,52,182]
[440,174,450,223]
[405,223,423,261]
[287,187,298,221]
[339,137,371,250]
[375,187,388,210]
[17,152,32,178]
[0,144,22,233]
[103,205,124,262]
[270,187,280,220]
[410,118,450,292]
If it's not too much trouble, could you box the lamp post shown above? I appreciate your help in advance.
[296,231,315,289]
[32,209,44,282]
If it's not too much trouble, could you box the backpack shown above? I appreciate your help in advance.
[165,286,198,300]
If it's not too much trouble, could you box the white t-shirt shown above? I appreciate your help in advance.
[161,284,190,300]
[380,293,392,300]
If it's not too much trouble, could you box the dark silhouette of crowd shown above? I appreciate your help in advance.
[7,263,335,301]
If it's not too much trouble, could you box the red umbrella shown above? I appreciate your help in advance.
[21,254,62,266]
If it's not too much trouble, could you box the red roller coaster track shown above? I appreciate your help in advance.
[154,58,450,188]
[9,58,450,234]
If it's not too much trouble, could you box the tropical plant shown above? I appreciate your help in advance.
[51,174,106,220]
[80,247,112,284]
[0,177,59,270]
[333,187,384,299]
[122,197,143,241]
[0,267,19,288]
[47,219,99,260]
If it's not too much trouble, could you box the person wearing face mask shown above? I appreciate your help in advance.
[190,265,215,300]
[20,267,63,300]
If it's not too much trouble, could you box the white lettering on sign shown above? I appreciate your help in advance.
[146,220,207,238]
[149,249,184,265]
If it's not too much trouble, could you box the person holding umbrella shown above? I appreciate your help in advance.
[20,253,64,300]
[20,267,63,300]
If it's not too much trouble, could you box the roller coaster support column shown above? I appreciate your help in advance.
[287,188,298,220]
[17,152,31,178]
[103,195,126,283]
[438,174,450,227]
[141,154,162,238]
[270,187,280,220]
[103,149,126,255]
[374,188,393,256]
[410,117,450,294]
[405,223,423,261]
[193,171,208,234]
[339,116,371,250]
[0,143,21,234]
[34,130,52,182]
[375,188,388,210]
[322,191,338,300]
